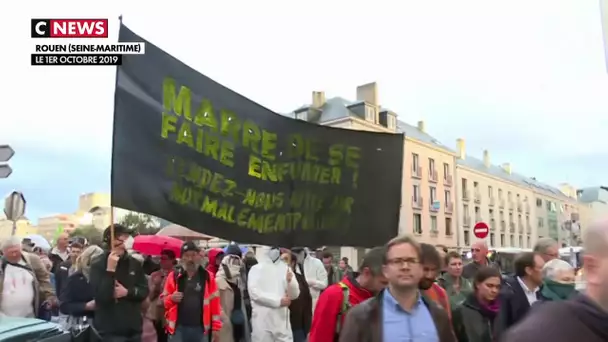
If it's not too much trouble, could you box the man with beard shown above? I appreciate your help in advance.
[419,243,452,319]
[500,218,608,342]
[163,242,222,342]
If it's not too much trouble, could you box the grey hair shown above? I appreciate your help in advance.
[74,245,104,279]
[1,236,22,250]
[534,238,558,254]
[542,259,574,280]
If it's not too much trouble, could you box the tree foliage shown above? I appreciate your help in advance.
[69,225,103,246]
[119,212,160,235]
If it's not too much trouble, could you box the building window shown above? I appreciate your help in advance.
[388,115,396,129]
[538,217,544,227]
[443,163,450,179]
[413,185,420,201]
[490,233,495,247]
[527,236,530,247]
[413,213,422,234]
[508,191,512,201]
[462,178,468,192]
[445,190,451,203]
[431,216,438,232]
[498,189,503,198]
[365,106,375,122]
[536,198,542,207]
[445,217,452,235]
[295,110,308,121]
[463,204,469,218]
[488,185,493,197]
[430,187,437,203]
[518,235,523,247]
[510,234,514,246]
[500,233,505,246]
[464,230,470,246]
[412,153,419,172]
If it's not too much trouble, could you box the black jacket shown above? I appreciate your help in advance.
[500,294,608,342]
[452,294,498,342]
[89,251,149,337]
[493,277,537,339]
[59,270,94,318]
[49,252,66,275]
[55,259,72,298]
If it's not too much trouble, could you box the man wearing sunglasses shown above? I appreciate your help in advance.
[462,241,499,279]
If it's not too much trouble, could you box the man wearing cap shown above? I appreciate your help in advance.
[90,224,149,342]
[163,241,222,342]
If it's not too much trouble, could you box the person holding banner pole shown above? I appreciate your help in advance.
[90,222,149,342]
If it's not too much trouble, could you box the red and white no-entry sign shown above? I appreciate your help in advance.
[473,222,489,239]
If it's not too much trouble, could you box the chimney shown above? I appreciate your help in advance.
[501,163,512,175]
[483,150,490,167]
[312,91,325,108]
[456,138,465,159]
[417,120,425,133]
[356,82,378,106]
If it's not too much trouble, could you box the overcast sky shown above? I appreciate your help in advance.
[2,0,607,222]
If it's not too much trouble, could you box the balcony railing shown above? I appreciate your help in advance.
[463,190,471,202]
[412,166,422,179]
[412,196,423,209]
[429,169,438,183]
[444,174,453,187]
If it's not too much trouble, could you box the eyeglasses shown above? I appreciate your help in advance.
[471,248,481,252]
[387,258,419,267]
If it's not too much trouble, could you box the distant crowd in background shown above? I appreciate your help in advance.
[1,220,606,342]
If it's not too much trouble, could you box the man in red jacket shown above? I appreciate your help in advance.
[309,247,387,342]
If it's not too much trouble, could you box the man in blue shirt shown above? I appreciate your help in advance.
[338,235,455,342]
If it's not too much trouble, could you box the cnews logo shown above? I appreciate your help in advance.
[31,19,108,38]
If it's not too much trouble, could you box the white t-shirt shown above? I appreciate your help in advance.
[0,260,35,318]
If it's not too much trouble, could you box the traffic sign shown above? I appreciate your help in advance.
[473,221,489,239]
[4,191,26,221]
[0,145,14,179]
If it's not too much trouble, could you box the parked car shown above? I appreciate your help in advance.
[0,317,70,342]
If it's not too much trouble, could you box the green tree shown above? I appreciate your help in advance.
[119,212,160,235]
[70,225,103,245]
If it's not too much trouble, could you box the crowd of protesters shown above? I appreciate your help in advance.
[1,218,608,342]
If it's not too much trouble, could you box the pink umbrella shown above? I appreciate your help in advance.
[133,235,183,257]
[156,224,214,240]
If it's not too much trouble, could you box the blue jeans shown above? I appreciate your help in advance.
[292,329,307,342]
[170,326,206,342]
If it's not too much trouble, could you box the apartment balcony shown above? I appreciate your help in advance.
[490,219,496,231]
[463,216,471,227]
[474,192,482,204]
[429,201,440,213]
[412,196,423,210]
[489,197,495,207]
[444,202,454,215]
[463,190,471,202]
[500,220,506,232]
[412,166,422,179]
[499,198,505,209]
[429,169,438,183]
[444,174,453,187]
[517,202,523,213]
[509,222,515,233]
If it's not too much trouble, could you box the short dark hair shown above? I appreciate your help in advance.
[161,249,176,259]
[341,257,349,264]
[70,242,84,249]
[444,251,461,266]
[514,252,539,278]
[473,266,502,290]
[321,251,333,259]
[420,243,442,269]
[383,235,421,265]
[359,246,385,275]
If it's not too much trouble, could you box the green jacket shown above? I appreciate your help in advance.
[439,275,473,308]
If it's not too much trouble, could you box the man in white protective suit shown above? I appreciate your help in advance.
[291,247,327,313]
[248,247,300,342]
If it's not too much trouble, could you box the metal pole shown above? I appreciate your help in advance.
[11,220,16,236]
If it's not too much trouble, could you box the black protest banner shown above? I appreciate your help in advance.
[112,24,404,248]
